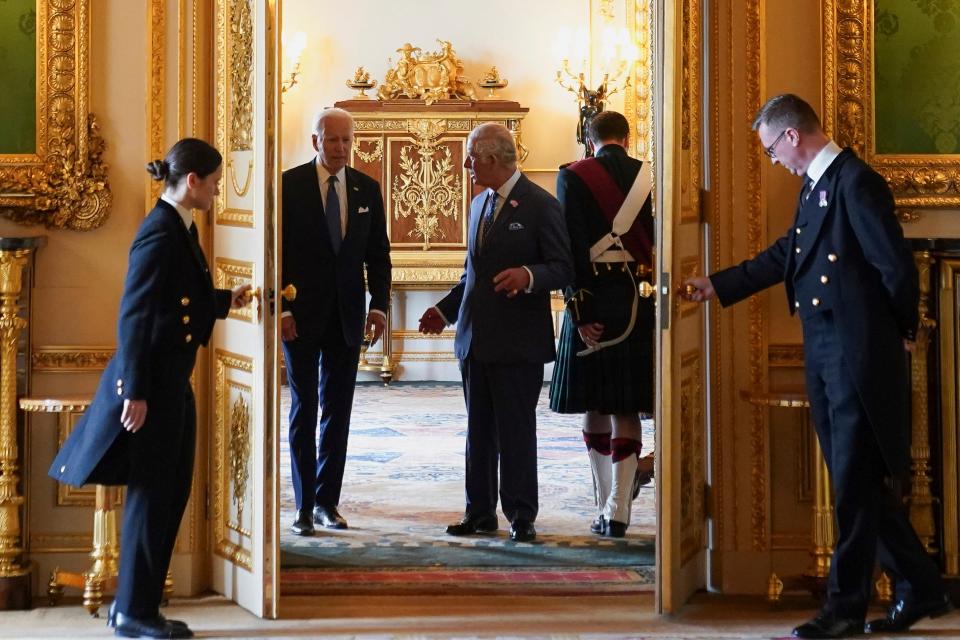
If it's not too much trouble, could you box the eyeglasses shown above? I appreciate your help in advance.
[764,129,788,159]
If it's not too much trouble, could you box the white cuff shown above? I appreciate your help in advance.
[433,306,450,325]
[281,311,292,318]
[368,309,387,320]
[522,266,534,293]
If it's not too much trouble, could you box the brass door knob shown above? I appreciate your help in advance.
[638,281,656,298]
[280,283,297,301]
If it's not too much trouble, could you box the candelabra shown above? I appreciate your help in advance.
[281,31,306,94]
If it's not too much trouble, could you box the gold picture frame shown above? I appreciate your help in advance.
[0,0,111,230]
[823,0,960,208]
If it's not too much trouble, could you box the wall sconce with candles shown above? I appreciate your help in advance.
[553,26,638,157]
[281,31,307,94]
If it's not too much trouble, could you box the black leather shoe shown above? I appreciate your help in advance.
[866,594,953,633]
[509,519,537,542]
[290,509,315,535]
[590,517,605,535]
[604,519,627,538]
[445,513,498,536]
[792,610,864,638]
[114,611,193,638]
[107,602,187,629]
[313,505,348,529]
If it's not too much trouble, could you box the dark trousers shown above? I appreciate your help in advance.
[803,311,943,618]
[460,357,543,523]
[115,381,196,619]
[283,313,361,511]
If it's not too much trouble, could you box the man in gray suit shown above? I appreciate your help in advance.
[419,123,573,542]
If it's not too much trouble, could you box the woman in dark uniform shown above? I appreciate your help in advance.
[50,138,250,639]
[550,111,655,538]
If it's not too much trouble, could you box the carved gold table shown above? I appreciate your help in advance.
[740,388,837,601]
[0,235,46,609]
[742,387,894,604]
[18,396,117,615]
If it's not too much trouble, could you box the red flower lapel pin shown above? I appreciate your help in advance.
[509,199,519,208]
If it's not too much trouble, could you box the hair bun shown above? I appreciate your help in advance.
[146,159,169,181]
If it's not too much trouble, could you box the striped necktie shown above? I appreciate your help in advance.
[325,175,342,253]
[479,191,498,251]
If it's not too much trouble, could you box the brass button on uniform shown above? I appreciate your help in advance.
[795,301,800,309]
[820,275,829,284]
[116,379,122,386]
[181,297,190,306]
[827,253,838,262]
[795,247,801,254]
[60,465,66,474]
[185,334,193,343]
[795,227,802,234]
[116,387,123,395]
[182,315,190,325]
[812,297,821,306]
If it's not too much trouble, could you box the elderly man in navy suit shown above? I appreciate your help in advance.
[419,123,573,542]
[685,94,952,639]
[281,107,391,535]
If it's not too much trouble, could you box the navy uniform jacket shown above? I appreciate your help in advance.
[49,200,232,486]
[281,161,391,344]
[437,173,573,363]
[710,149,918,482]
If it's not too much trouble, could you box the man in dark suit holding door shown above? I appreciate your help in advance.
[419,123,573,542]
[684,94,951,639]
[282,107,391,535]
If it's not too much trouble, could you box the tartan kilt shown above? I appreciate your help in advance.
[549,266,655,415]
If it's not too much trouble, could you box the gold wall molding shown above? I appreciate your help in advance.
[626,0,653,159]
[29,533,94,554]
[391,351,458,363]
[0,0,112,230]
[823,0,960,207]
[211,349,252,571]
[680,350,705,564]
[32,347,114,372]
[767,344,804,368]
[353,138,384,164]
[392,330,455,340]
[745,0,766,553]
[147,0,166,209]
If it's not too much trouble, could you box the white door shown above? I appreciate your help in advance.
[655,0,710,613]
[208,0,280,618]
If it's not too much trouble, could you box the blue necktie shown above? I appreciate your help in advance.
[479,191,498,251]
[801,177,814,203]
[325,175,342,253]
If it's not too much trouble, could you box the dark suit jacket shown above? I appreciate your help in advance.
[558,143,654,324]
[437,173,573,363]
[709,148,918,482]
[50,200,232,487]
[281,161,391,345]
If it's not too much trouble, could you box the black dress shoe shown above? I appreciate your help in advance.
[509,519,537,542]
[604,519,627,538]
[107,602,187,629]
[114,611,193,638]
[792,610,864,638]
[445,513,498,536]
[313,505,348,529]
[866,594,953,633]
[290,509,314,535]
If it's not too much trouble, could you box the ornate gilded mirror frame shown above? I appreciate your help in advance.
[0,0,111,230]
[823,0,960,208]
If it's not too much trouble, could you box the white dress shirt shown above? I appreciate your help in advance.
[806,140,842,188]
[160,193,193,230]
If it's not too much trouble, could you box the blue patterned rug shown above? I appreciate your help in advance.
[280,383,656,569]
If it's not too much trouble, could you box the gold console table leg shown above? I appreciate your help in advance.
[47,483,119,617]
[805,437,835,581]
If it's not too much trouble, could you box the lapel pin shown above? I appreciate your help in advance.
[819,190,828,208]
[510,199,518,208]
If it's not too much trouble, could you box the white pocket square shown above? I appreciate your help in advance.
[358,206,370,214]
[508,222,524,231]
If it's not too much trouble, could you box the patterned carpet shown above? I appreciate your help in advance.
[279,382,656,575]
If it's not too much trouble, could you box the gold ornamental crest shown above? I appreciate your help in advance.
[377,40,477,104]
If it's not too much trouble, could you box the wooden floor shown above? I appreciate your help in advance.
[2,592,959,638]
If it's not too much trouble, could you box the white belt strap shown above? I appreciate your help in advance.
[588,162,654,262]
